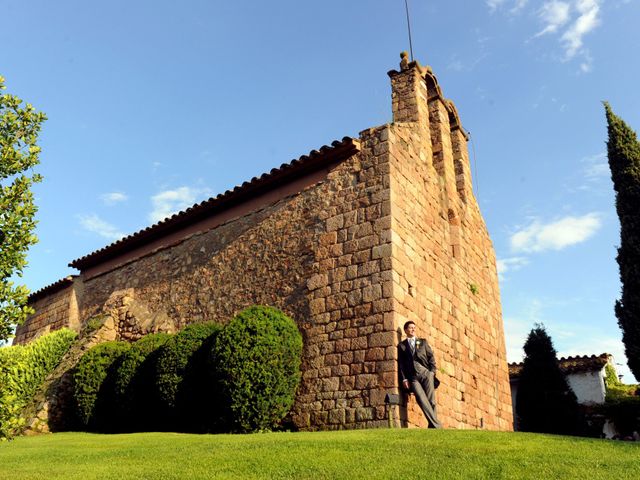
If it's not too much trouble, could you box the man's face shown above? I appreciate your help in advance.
[404,323,416,338]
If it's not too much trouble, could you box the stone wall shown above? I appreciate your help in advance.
[78,192,317,328]
[70,126,394,430]
[14,277,80,345]
[299,125,394,428]
[386,58,512,430]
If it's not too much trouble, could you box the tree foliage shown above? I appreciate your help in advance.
[604,102,640,381]
[515,324,581,435]
[0,76,46,341]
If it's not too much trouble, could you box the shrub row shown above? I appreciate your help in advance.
[0,328,77,440]
[72,306,302,433]
[73,340,132,429]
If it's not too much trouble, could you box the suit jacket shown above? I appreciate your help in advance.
[397,337,436,382]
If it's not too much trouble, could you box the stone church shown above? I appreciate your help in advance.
[16,54,513,431]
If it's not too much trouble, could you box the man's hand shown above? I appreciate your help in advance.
[402,379,410,391]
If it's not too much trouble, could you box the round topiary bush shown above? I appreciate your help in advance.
[212,305,303,432]
[73,341,130,430]
[153,322,222,431]
[110,332,173,432]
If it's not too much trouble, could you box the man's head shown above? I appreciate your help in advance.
[403,321,416,338]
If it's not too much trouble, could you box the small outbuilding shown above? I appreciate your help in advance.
[509,353,616,434]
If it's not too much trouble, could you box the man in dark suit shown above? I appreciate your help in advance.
[398,320,441,428]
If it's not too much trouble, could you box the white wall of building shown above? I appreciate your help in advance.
[566,370,606,405]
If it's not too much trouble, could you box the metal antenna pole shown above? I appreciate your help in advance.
[404,0,414,61]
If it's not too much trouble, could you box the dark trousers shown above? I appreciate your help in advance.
[410,370,441,429]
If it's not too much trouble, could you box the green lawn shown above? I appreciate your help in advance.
[0,429,638,479]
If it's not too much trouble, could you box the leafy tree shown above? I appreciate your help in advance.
[0,76,46,341]
[515,324,581,435]
[604,102,640,380]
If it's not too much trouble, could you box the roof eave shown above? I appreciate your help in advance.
[69,137,360,271]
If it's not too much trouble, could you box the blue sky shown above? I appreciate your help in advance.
[2,0,638,382]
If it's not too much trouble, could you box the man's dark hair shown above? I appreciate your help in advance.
[403,321,415,331]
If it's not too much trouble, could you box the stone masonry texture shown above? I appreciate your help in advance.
[16,54,513,431]
[14,277,80,345]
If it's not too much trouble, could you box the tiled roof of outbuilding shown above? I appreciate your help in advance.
[27,276,76,303]
[69,137,360,271]
[509,353,611,378]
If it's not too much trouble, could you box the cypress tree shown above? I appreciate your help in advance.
[515,324,581,435]
[604,102,640,381]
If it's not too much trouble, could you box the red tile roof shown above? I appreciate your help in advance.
[69,137,360,271]
[509,354,611,378]
[27,276,76,303]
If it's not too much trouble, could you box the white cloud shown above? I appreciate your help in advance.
[77,214,125,241]
[447,53,489,72]
[497,256,530,281]
[523,1,603,69]
[149,186,212,223]
[577,49,594,73]
[448,58,465,72]
[510,213,602,253]
[583,152,608,179]
[573,152,609,192]
[504,316,534,362]
[504,299,547,362]
[511,0,530,13]
[585,162,608,178]
[534,1,571,37]
[487,0,508,12]
[100,192,128,206]
[491,0,602,66]
[487,0,528,13]
[561,0,601,59]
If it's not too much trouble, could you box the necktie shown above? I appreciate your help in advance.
[410,338,415,353]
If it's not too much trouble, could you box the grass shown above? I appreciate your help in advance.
[0,429,638,479]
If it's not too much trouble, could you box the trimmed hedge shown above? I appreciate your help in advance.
[212,306,302,432]
[105,333,172,432]
[0,328,77,440]
[154,322,222,431]
[73,341,130,429]
[65,306,303,434]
